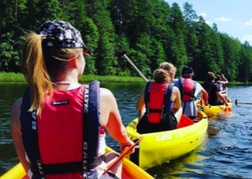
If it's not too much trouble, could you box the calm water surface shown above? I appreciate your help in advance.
[1,82,252,178]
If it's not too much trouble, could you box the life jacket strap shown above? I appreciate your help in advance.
[149,109,162,113]
[30,154,107,175]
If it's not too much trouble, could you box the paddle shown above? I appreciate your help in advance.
[235,99,252,106]
[223,104,232,113]
[102,137,143,175]
[119,52,149,82]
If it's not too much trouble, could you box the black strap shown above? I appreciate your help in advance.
[31,155,106,175]
[82,81,100,177]
[30,107,44,177]
[149,109,162,113]
[144,82,152,116]
[83,84,89,177]
[86,81,100,164]
[178,77,184,97]
[161,84,173,119]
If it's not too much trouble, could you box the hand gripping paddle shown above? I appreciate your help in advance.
[102,137,143,175]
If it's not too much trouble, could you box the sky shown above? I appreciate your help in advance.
[165,0,252,45]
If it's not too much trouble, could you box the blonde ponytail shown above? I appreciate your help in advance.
[21,32,53,114]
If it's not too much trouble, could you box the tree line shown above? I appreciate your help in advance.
[1,0,252,83]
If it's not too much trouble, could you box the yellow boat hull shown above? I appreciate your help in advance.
[1,147,153,179]
[201,102,232,119]
[126,113,208,170]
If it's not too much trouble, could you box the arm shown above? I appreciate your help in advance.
[136,90,146,120]
[171,86,182,123]
[220,74,229,85]
[11,98,30,172]
[216,91,229,106]
[201,88,208,105]
[136,90,145,112]
[99,88,134,152]
[213,83,228,106]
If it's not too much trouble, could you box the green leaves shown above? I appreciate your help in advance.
[0,0,252,82]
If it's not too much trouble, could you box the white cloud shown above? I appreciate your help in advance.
[198,12,207,18]
[244,19,252,26]
[197,12,211,25]
[205,20,212,26]
[215,17,232,22]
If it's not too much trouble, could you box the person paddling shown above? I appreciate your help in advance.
[11,20,134,179]
[136,62,182,133]
[173,67,208,120]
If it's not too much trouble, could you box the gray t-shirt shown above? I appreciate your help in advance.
[173,78,203,118]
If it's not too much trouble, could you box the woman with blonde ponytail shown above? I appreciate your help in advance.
[11,20,134,179]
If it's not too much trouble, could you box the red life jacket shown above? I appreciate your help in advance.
[20,81,101,179]
[179,77,196,102]
[145,82,173,123]
[38,86,84,167]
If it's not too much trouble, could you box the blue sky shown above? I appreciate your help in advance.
[165,0,252,45]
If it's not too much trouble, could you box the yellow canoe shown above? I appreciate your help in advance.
[201,102,232,119]
[126,112,208,170]
[1,147,154,179]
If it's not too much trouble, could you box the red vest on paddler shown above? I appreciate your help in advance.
[37,87,84,169]
[148,82,168,123]
[180,78,196,102]
[20,81,101,179]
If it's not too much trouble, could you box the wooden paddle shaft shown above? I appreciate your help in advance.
[122,54,149,82]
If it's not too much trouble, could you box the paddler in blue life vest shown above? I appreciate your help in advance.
[136,62,182,134]
[173,66,208,120]
[10,20,134,179]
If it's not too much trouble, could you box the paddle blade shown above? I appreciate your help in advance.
[177,115,194,128]
[223,106,232,113]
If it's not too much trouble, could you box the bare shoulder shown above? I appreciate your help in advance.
[172,86,180,93]
[12,98,22,110]
[100,88,116,103]
[11,98,23,121]
[100,87,113,96]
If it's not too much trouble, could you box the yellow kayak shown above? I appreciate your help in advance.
[201,102,232,119]
[126,111,208,170]
[1,147,153,179]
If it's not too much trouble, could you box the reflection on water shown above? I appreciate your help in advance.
[1,83,252,178]
[147,146,209,179]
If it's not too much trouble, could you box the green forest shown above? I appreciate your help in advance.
[1,0,252,82]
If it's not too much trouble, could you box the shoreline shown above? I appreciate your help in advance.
[0,72,249,85]
[0,72,146,83]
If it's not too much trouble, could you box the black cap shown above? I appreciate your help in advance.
[182,67,194,75]
[37,20,90,54]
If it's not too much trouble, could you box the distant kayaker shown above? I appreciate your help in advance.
[136,62,182,134]
[215,73,232,102]
[173,66,208,120]
[10,20,134,179]
[205,72,229,106]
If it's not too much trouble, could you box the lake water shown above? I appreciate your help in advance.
[1,82,252,178]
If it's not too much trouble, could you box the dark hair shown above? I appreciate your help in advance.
[153,68,170,83]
